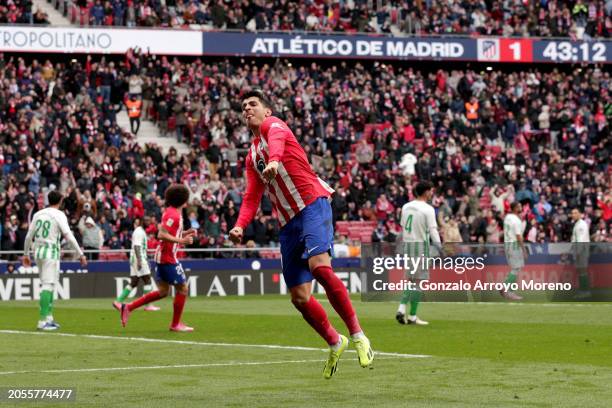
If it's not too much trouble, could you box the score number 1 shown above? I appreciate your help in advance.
[500,39,533,62]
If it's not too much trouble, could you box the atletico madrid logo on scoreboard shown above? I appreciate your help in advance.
[477,39,500,61]
[482,41,497,58]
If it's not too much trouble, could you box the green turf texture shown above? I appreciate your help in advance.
[1,296,612,407]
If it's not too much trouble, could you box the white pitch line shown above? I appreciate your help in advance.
[0,330,431,359]
[0,355,405,376]
[0,359,325,376]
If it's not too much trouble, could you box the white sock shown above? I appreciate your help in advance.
[37,320,46,327]
[46,315,54,322]
[408,315,416,321]
[398,304,406,314]
[351,331,365,341]
[330,337,344,352]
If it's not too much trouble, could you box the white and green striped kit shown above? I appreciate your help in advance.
[29,208,71,261]
[399,200,440,278]
[400,200,438,256]
[503,213,524,251]
[130,226,148,265]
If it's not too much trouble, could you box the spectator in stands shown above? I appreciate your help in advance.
[243,240,260,259]
[79,216,103,260]
[355,139,374,164]
[1,215,18,260]
[91,0,105,25]
[125,94,143,134]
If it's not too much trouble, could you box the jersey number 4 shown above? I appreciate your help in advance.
[404,214,413,233]
[34,220,51,238]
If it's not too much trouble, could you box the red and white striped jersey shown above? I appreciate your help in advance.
[236,116,334,228]
[155,206,183,264]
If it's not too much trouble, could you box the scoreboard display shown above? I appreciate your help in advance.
[477,38,610,64]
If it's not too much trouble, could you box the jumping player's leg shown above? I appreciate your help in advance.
[280,211,340,346]
[302,198,373,369]
[289,277,347,379]
[302,198,363,336]
[289,281,340,346]
[309,254,373,370]
[309,253,362,336]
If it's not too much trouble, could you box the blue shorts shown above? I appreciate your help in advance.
[155,263,187,285]
[279,197,334,289]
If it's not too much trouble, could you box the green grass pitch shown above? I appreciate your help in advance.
[1,296,612,407]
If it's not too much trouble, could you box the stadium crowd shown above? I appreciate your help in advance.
[0,49,610,258]
[0,0,49,25]
[57,0,611,39]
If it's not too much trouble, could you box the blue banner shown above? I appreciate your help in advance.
[202,32,476,61]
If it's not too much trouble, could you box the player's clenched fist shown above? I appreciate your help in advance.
[262,161,279,183]
[229,226,243,244]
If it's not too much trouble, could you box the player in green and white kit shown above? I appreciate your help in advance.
[114,218,159,311]
[396,181,442,326]
[22,191,87,331]
[501,202,526,300]
[570,208,591,298]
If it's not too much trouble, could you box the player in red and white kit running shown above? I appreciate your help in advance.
[114,184,196,332]
[230,89,374,379]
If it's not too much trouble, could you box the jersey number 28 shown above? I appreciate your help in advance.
[34,220,51,238]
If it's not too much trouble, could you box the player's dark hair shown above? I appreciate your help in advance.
[510,202,521,212]
[571,207,583,213]
[414,181,433,198]
[242,89,273,110]
[164,184,190,208]
[48,191,63,206]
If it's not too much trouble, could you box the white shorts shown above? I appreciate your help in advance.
[130,261,152,277]
[36,258,60,286]
[505,248,524,270]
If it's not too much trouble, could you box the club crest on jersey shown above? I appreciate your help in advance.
[256,159,266,173]
[166,218,174,227]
